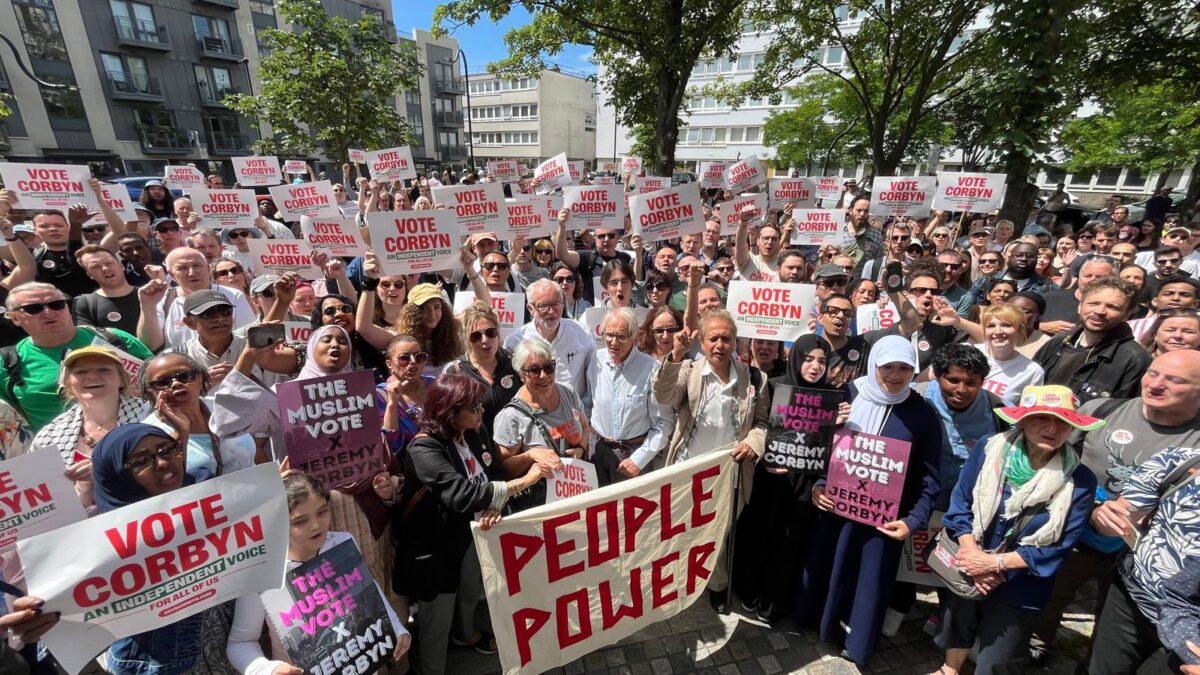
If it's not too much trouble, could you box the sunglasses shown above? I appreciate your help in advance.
[941,263,963,270]
[195,305,233,320]
[520,244,532,252]
[1156,258,1182,265]
[1078,234,1095,240]
[378,280,404,290]
[932,233,949,238]
[482,262,510,271]
[534,248,553,254]
[15,299,69,315]
[823,307,852,318]
[715,266,734,273]
[82,226,106,234]
[393,351,430,365]
[891,235,911,242]
[214,266,244,278]
[522,362,557,377]
[256,288,276,299]
[649,281,672,291]
[651,325,680,335]
[322,304,354,317]
[469,326,499,343]
[123,442,184,473]
[228,231,252,239]
[818,278,848,288]
[908,287,943,296]
[980,258,1000,265]
[148,369,200,391]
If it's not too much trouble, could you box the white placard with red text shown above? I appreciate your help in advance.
[0,451,87,551]
[629,182,706,241]
[244,239,321,280]
[282,160,307,175]
[636,176,670,194]
[543,196,564,227]
[726,280,816,341]
[453,291,525,339]
[723,156,767,193]
[698,162,728,189]
[164,165,205,191]
[545,458,598,504]
[594,175,617,186]
[567,161,586,184]
[231,156,282,187]
[932,172,1007,212]
[300,215,367,257]
[562,185,624,232]
[814,176,843,202]
[433,182,506,234]
[789,209,844,245]
[767,177,817,208]
[268,180,340,221]
[532,153,573,195]
[365,147,417,182]
[366,210,464,275]
[348,149,367,164]
[620,156,642,174]
[0,163,92,210]
[282,321,314,343]
[856,301,899,334]
[189,188,257,229]
[501,198,553,241]
[488,160,520,183]
[19,464,288,675]
[92,183,137,223]
[719,193,767,235]
[474,449,735,675]
[88,336,144,383]
[870,176,936,217]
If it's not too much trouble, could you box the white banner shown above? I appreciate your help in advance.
[789,209,844,245]
[545,458,598,503]
[488,160,521,183]
[0,163,92,210]
[433,182,506,234]
[244,239,321,280]
[870,176,936,217]
[189,188,257,229]
[365,147,417,182]
[814,176,843,202]
[562,185,624,232]
[726,280,816,341]
[348,149,367,164]
[282,160,307,174]
[636,176,670,194]
[897,512,945,586]
[268,180,340,221]
[501,199,553,241]
[474,450,736,675]
[19,464,288,675]
[532,153,573,195]
[164,165,205,191]
[453,291,525,340]
[579,306,650,347]
[300,215,368,257]
[723,156,766,193]
[855,301,899,334]
[92,183,137,223]
[932,172,1007,212]
[0,450,87,551]
[629,182,706,241]
[719,193,766,235]
[698,162,728,189]
[767,178,817,208]
[231,156,282,187]
[366,210,463,275]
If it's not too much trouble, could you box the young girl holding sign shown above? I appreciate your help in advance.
[226,473,411,675]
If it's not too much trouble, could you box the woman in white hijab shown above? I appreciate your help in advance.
[796,335,944,666]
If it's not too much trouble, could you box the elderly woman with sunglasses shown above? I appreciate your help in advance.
[492,336,590,511]
[444,303,521,432]
[531,238,557,269]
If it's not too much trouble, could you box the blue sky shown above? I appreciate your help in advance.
[397,4,595,76]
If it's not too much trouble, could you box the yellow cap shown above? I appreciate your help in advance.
[407,283,442,307]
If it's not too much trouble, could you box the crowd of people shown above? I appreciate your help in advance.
[0,164,1197,675]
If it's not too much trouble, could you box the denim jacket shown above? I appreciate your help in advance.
[106,613,204,674]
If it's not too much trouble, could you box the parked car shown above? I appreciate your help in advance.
[672,171,698,186]
[102,176,184,201]
[1126,189,1186,221]
[1033,194,1097,232]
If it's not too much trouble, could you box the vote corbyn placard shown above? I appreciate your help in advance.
[90,183,137,223]
[269,180,340,220]
[501,199,553,241]
[300,215,368,257]
[0,451,87,550]
[545,458,598,504]
[0,163,91,210]
[767,177,817,208]
[164,165,205,191]
[283,160,307,174]
[814,176,843,201]
[488,159,520,183]
[726,280,816,341]
[620,156,642,173]
[433,182,506,234]
[532,153,573,194]
[723,155,767,193]
[244,239,321,280]
[629,182,705,240]
[567,161,586,184]
[231,156,283,187]
[698,162,728,189]
[719,193,767,235]
[562,185,624,231]
[870,176,936,217]
[789,209,843,245]
[453,291,525,339]
[348,149,367,164]
[18,463,288,675]
[365,147,417,182]
[366,210,463,275]
[636,176,670,194]
[932,172,1007,212]
[189,188,257,229]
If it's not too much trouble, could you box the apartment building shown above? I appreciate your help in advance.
[401,28,467,174]
[465,67,596,168]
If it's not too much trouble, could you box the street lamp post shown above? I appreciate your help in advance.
[0,33,76,90]
[441,49,475,172]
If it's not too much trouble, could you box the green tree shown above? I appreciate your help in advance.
[226,0,419,162]
[761,76,858,172]
[434,0,747,176]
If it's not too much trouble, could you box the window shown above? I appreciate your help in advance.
[824,46,844,66]
[110,0,160,43]
[1068,172,1094,188]
[1096,167,1122,187]
[195,65,234,100]
[248,0,273,16]
[15,1,68,61]
[434,97,454,114]
[102,52,152,92]
[834,5,849,21]
[1122,168,1145,189]
[193,14,232,41]
[700,128,715,144]
[507,103,537,119]
[134,108,174,129]
[730,127,744,142]
[404,90,420,104]
[40,76,86,120]
[1043,167,1067,184]
[745,127,761,142]
[714,128,726,143]
[685,128,699,144]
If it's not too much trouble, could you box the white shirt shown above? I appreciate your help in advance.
[503,319,596,397]
[682,359,739,461]
[738,252,779,282]
[973,343,1045,404]
[157,283,256,349]
[585,348,672,469]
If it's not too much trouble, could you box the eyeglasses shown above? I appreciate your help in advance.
[595,233,617,240]
[553,276,575,285]
[522,362,557,376]
[82,226,106,234]
[715,266,734,273]
[214,266,244,278]
[378,280,404,290]
[823,307,852,318]
[123,442,184,473]
[603,332,631,342]
[256,288,276,299]
[1156,258,1182,265]
[890,235,911,242]
[228,231,252,239]
[649,281,672,291]
[651,325,681,335]
[393,351,430,365]
[15,299,69,315]
[195,305,233,320]
[148,369,200,391]
[469,326,499,343]
[818,278,848,288]
[908,287,943,296]
[482,262,510,271]
[322,304,354,317]
[941,263,963,270]
[520,244,532,252]
[532,301,564,312]
[534,247,553,255]
[979,258,1000,265]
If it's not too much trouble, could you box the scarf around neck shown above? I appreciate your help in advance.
[970,429,1078,548]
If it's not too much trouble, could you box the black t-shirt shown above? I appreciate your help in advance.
[34,241,97,299]
[863,321,967,372]
[72,290,141,335]
[576,249,632,304]
[1041,287,1080,324]
[828,334,867,389]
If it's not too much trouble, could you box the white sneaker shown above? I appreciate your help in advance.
[881,608,905,637]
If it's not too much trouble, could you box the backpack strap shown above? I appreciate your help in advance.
[1159,453,1200,503]
[503,395,567,456]
[1091,397,1128,421]
[0,346,22,416]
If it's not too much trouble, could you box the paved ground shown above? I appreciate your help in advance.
[443,585,1098,674]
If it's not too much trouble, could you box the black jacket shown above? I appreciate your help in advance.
[1033,322,1151,403]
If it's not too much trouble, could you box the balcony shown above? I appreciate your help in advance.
[435,110,464,127]
[113,15,171,50]
[383,19,397,43]
[207,130,253,155]
[197,83,243,107]
[435,77,465,94]
[138,126,193,154]
[195,32,243,60]
[438,143,466,160]
[106,71,164,102]
[193,0,240,8]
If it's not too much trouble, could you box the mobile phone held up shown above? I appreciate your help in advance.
[884,261,905,294]
[247,323,285,348]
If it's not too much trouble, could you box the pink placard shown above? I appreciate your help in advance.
[824,429,912,527]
